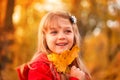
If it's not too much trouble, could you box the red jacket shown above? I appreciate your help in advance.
[17,53,78,80]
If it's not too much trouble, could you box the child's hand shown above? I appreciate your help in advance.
[70,66,85,80]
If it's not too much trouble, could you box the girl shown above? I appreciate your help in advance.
[17,10,91,80]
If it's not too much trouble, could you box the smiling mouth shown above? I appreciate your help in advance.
[56,43,68,46]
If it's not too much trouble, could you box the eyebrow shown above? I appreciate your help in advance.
[49,27,72,30]
[49,27,56,30]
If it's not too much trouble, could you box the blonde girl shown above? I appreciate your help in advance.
[17,10,91,80]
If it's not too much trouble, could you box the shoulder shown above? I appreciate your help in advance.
[30,60,50,71]
[28,53,54,80]
[30,53,51,71]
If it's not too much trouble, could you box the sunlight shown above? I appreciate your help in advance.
[33,0,63,12]
[107,20,119,28]
[80,0,91,8]
[93,27,101,36]
[108,1,117,16]
[45,0,61,4]
[116,0,120,9]
[44,0,63,11]
[33,3,43,12]
[12,5,22,24]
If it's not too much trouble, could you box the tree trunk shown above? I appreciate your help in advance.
[4,0,15,32]
[0,0,15,79]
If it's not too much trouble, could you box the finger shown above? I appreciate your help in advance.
[79,70,85,75]
[76,68,80,71]
[71,66,76,70]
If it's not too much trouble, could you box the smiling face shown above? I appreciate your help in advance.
[45,17,74,54]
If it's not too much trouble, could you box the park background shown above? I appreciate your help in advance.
[0,0,120,80]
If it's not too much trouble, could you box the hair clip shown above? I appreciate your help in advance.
[70,16,77,24]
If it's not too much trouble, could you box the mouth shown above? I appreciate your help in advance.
[56,43,68,46]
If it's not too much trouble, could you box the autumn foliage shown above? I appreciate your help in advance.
[0,0,120,80]
[47,45,79,73]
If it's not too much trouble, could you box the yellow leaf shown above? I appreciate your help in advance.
[47,45,80,73]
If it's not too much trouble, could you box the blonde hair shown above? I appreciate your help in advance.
[37,10,80,53]
[32,10,91,79]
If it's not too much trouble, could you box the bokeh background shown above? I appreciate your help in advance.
[0,0,120,80]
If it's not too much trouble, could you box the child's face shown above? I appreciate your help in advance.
[45,17,74,54]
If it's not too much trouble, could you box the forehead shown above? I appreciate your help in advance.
[48,16,72,29]
[58,17,71,25]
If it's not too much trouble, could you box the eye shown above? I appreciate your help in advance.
[65,30,72,34]
[50,31,58,35]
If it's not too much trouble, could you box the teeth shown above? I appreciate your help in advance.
[57,44,65,46]
[57,43,67,46]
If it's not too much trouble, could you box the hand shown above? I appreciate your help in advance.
[70,66,85,80]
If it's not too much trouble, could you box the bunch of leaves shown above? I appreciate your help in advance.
[47,45,80,73]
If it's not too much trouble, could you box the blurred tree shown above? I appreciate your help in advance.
[62,0,120,80]
[0,0,119,80]
[0,0,15,79]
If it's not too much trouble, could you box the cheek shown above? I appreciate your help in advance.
[45,35,50,46]
[45,35,55,46]
[45,37,52,50]
[70,34,74,42]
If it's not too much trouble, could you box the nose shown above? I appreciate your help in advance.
[58,32,66,40]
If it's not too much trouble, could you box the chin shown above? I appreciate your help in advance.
[56,50,66,54]
[55,51,62,54]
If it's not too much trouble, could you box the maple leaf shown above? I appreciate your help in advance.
[47,45,80,73]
